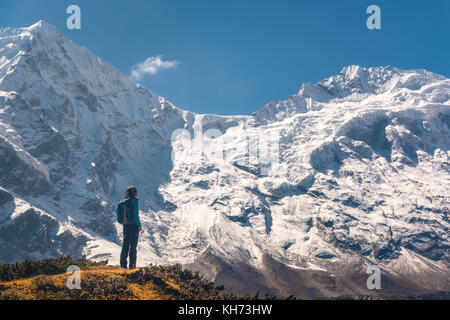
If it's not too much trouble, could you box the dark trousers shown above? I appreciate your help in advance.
[120,224,139,268]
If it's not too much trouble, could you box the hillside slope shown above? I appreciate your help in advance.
[0,257,225,300]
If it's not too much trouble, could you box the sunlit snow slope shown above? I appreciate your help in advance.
[0,21,448,298]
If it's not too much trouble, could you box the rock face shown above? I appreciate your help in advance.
[0,21,449,298]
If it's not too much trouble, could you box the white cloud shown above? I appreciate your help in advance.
[130,55,178,80]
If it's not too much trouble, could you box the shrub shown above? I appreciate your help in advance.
[61,274,133,300]
[0,256,107,282]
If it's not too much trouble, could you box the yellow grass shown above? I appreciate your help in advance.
[0,266,181,300]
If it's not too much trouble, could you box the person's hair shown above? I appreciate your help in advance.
[125,186,138,198]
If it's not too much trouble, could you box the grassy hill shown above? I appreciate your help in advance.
[0,257,230,300]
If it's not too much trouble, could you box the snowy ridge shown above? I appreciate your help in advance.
[0,21,449,297]
[253,65,449,123]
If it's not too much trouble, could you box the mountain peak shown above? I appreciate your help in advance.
[338,65,399,78]
[298,65,408,101]
[25,20,61,39]
[0,20,58,37]
[339,64,366,79]
[334,65,401,85]
[0,21,61,55]
[253,65,447,124]
[27,20,57,31]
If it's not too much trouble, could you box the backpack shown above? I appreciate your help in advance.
[116,198,134,224]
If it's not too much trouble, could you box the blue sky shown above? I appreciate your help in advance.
[0,0,448,115]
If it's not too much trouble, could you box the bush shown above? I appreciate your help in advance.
[127,265,225,299]
[60,274,133,300]
[32,276,60,292]
[0,256,107,282]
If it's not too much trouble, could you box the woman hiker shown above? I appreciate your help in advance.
[119,186,142,269]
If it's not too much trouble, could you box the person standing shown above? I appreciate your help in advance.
[118,186,142,269]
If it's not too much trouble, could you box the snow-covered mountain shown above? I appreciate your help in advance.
[0,21,448,298]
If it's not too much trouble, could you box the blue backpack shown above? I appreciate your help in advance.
[116,198,134,224]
